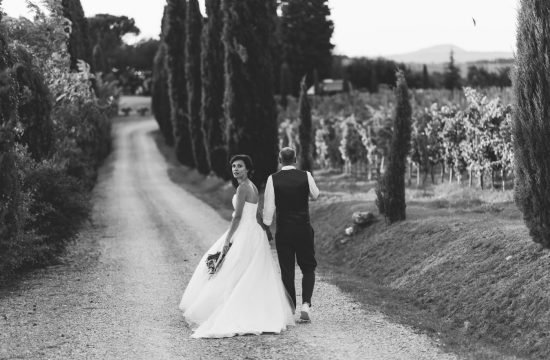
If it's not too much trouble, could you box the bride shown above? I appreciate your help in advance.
[179,154,295,338]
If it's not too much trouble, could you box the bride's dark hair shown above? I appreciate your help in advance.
[229,154,254,188]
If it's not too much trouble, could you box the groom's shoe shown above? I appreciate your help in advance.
[299,303,311,322]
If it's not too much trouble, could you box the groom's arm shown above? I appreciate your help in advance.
[262,175,275,226]
[307,171,320,200]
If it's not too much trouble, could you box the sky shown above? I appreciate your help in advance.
[1,0,519,57]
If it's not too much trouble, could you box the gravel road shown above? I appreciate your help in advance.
[0,117,459,360]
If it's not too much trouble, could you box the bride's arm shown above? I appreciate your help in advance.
[222,185,247,253]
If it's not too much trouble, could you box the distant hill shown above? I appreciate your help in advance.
[386,44,513,64]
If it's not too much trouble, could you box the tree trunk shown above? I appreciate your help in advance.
[441,162,445,183]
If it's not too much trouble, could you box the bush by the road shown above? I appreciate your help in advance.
[0,4,117,280]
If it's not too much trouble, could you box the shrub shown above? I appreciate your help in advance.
[23,161,90,253]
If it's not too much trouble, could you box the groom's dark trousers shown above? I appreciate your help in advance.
[272,169,317,308]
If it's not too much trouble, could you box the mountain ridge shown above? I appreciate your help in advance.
[385,44,514,64]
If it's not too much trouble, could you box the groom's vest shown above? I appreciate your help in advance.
[272,169,310,226]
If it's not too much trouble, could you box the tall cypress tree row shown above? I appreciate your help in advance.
[152,43,174,146]
[61,0,93,71]
[152,5,173,146]
[164,0,194,167]
[201,0,229,179]
[298,76,313,172]
[376,70,412,223]
[186,0,210,175]
[513,0,550,248]
[280,0,334,95]
[223,0,279,187]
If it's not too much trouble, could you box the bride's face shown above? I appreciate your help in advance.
[231,160,248,180]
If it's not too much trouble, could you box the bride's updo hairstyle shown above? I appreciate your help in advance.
[229,154,254,188]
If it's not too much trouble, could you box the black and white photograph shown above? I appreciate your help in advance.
[1,0,546,359]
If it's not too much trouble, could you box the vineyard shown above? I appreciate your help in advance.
[279,86,514,190]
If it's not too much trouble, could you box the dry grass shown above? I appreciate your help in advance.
[312,172,550,360]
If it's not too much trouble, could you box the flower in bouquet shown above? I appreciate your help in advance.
[205,243,232,275]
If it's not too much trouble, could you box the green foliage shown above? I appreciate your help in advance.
[61,0,93,70]
[223,0,279,187]
[513,0,550,248]
[298,77,313,171]
[186,0,210,175]
[376,70,411,223]
[164,0,194,166]
[280,0,334,95]
[201,0,228,179]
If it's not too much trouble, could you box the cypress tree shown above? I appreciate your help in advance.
[376,70,412,223]
[298,76,313,172]
[152,43,174,146]
[444,50,461,95]
[164,0,194,167]
[223,0,279,187]
[152,5,173,146]
[422,64,429,89]
[280,0,334,95]
[61,0,93,71]
[513,0,550,248]
[186,0,210,175]
[201,0,229,179]
[279,61,291,109]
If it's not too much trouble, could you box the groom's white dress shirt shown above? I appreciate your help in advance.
[262,166,320,227]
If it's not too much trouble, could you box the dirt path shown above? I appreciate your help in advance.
[0,117,459,360]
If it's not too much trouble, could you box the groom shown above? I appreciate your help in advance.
[263,147,319,322]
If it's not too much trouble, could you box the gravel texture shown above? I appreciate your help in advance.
[0,118,459,360]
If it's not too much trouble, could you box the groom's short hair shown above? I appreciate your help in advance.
[279,147,296,165]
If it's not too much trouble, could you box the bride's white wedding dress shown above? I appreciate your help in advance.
[179,195,295,338]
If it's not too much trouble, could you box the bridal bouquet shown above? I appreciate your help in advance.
[206,243,232,275]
